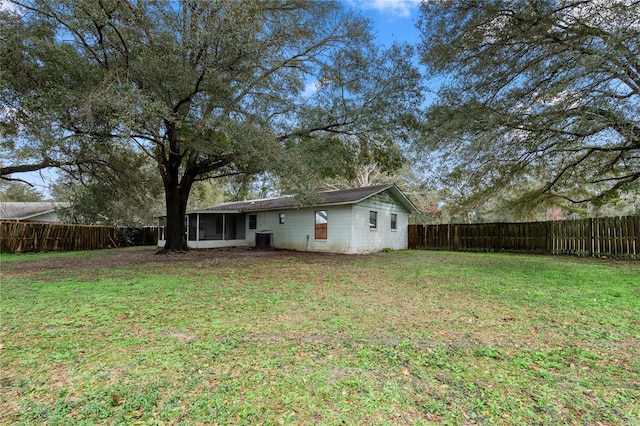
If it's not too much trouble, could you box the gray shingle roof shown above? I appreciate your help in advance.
[0,201,69,221]
[194,184,419,214]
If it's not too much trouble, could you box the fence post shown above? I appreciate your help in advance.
[401,217,638,258]
[589,217,594,257]
[635,216,640,259]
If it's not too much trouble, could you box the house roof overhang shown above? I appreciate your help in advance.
[381,185,421,215]
[186,184,421,215]
[186,209,243,215]
[0,202,69,221]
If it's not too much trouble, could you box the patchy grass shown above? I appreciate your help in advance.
[0,250,91,263]
[1,249,639,424]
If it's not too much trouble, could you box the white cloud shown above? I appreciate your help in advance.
[353,0,421,18]
[0,0,11,9]
[0,105,17,120]
[558,0,640,32]
[0,0,21,14]
[302,81,319,98]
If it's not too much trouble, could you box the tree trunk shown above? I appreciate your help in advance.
[158,142,197,253]
[161,181,190,252]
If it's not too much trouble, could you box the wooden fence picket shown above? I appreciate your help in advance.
[409,216,639,259]
[0,222,159,253]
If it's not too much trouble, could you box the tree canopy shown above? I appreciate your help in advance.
[417,0,640,213]
[51,152,163,226]
[1,0,423,250]
[0,180,44,201]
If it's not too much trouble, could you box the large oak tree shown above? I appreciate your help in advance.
[417,0,640,212]
[1,0,422,251]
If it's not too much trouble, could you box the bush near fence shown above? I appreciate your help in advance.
[409,216,640,259]
[0,222,158,254]
[117,226,159,247]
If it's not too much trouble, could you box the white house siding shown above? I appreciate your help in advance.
[351,193,410,253]
[28,211,62,223]
[158,187,413,254]
[189,239,247,249]
[158,237,247,250]
[244,211,269,247]
[247,205,354,253]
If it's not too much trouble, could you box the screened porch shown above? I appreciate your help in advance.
[187,212,246,242]
[157,211,247,249]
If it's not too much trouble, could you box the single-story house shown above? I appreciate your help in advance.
[0,201,70,223]
[158,184,420,254]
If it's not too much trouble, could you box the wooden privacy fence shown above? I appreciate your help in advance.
[0,222,159,253]
[409,216,640,259]
[119,226,159,246]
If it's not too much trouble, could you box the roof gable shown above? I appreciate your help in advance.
[194,184,419,214]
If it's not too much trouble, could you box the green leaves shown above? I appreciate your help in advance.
[3,0,423,248]
[417,0,640,214]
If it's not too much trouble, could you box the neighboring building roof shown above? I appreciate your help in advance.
[192,184,420,214]
[0,201,70,221]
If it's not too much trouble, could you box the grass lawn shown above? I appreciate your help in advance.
[1,248,639,425]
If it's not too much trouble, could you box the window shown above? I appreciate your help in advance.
[279,213,285,224]
[369,211,378,229]
[390,213,397,230]
[315,210,327,239]
[249,214,257,230]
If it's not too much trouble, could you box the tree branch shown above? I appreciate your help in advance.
[0,159,88,177]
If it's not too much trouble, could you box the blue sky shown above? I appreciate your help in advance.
[348,0,422,45]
